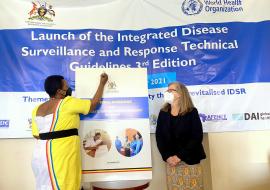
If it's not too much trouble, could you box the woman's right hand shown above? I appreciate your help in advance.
[89,72,108,113]
[100,72,108,86]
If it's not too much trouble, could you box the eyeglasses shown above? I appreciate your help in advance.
[166,89,177,93]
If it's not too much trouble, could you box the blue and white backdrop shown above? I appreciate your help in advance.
[1,0,270,137]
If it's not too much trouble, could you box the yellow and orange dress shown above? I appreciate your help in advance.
[31,96,91,190]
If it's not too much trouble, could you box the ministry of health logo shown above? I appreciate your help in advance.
[106,80,119,93]
[28,1,55,22]
[182,0,203,15]
[107,81,117,90]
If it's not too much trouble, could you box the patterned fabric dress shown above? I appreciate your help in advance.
[31,97,90,190]
[166,162,204,190]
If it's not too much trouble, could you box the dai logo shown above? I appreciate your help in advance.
[182,0,203,15]
[28,1,55,22]
[244,113,260,120]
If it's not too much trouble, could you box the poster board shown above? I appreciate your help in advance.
[75,68,152,185]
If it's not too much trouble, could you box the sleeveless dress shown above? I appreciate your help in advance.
[31,97,91,190]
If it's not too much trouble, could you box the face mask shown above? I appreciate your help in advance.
[163,91,174,104]
[65,87,72,97]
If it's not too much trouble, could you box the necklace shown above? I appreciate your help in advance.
[49,97,59,100]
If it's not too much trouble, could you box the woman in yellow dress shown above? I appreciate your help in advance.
[31,73,108,190]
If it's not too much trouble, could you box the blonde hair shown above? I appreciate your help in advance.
[161,82,194,115]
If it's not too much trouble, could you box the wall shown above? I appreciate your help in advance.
[0,132,270,190]
[0,138,35,190]
[208,131,270,190]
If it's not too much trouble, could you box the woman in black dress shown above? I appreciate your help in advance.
[156,82,206,190]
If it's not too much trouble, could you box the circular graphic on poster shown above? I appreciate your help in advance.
[83,129,111,158]
[115,128,143,157]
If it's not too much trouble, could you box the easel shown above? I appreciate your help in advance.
[92,182,149,190]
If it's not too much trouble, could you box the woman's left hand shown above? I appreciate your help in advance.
[172,155,181,165]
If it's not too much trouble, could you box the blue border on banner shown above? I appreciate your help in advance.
[80,97,149,120]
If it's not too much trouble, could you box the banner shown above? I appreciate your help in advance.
[76,68,152,184]
[0,0,270,137]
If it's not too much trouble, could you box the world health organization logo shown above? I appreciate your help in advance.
[182,0,203,15]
